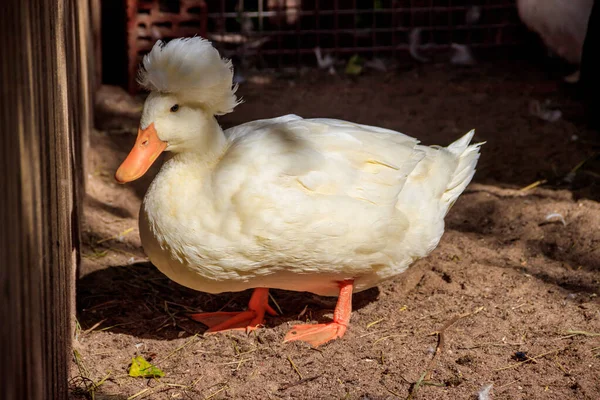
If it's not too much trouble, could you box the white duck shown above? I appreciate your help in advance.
[516,0,593,83]
[115,37,483,347]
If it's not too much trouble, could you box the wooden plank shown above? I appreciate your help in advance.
[91,0,103,91]
[0,0,92,398]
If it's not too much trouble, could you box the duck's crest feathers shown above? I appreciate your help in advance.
[137,37,240,115]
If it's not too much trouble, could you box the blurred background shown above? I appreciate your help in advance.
[2,1,600,399]
[98,1,579,90]
[101,0,531,93]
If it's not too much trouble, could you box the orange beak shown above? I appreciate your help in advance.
[115,123,167,183]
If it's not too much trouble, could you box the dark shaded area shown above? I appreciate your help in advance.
[580,0,600,129]
[205,0,534,68]
[101,0,128,88]
[76,263,380,339]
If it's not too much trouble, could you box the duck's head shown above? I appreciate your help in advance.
[115,37,240,183]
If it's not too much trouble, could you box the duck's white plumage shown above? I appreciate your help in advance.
[120,37,483,300]
[113,37,485,345]
[139,112,482,296]
[137,37,240,115]
[516,0,593,65]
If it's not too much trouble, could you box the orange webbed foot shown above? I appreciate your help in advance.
[190,311,265,332]
[283,280,354,347]
[283,321,347,347]
[189,288,276,333]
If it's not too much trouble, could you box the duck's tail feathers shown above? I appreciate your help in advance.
[441,129,484,214]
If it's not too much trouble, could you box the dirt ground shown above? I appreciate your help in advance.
[72,60,600,400]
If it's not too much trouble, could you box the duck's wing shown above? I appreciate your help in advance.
[295,117,429,205]
[211,116,428,275]
[212,116,481,281]
[221,115,427,207]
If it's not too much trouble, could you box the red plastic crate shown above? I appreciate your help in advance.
[126,0,208,94]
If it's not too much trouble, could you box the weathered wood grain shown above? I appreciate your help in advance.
[0,0,92,398]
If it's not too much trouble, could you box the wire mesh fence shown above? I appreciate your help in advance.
[123,1,530,92]
[204,0,527,67]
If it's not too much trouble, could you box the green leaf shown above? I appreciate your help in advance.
[345,54,364,76]
[128,356,165,378]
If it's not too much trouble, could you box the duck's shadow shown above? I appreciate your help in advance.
[77,263,379,340]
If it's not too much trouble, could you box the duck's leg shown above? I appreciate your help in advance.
[189,288,277,333]
[283,279,353,347]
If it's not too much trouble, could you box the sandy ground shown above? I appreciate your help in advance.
[71,61,599,400]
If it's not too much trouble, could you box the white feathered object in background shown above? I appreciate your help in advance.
[115,37,483,347]
[516,0,593,82]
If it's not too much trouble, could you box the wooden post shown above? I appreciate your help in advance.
[0,0,92,398]
[91,0,103,92]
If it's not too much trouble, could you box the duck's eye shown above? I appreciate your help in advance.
[170,104,180,113]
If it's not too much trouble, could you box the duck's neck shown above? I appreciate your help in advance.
[181,116,227,163]
[165,116,227,167]
[146,117,226,221]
